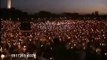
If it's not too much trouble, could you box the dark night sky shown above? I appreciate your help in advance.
[1,0,107,14]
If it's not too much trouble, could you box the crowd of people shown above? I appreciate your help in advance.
[1,19,107,60]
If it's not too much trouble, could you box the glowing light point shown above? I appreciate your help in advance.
[1,54,5,59]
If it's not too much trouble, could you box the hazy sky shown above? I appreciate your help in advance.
[1,0,107,14]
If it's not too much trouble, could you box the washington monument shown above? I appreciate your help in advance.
[7,0,12,9]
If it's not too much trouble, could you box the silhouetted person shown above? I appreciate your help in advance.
[52,38,69,60]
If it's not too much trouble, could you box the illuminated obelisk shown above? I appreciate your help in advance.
[7,0,12,9]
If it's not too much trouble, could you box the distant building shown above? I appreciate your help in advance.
[7,0,12,9]
[92,11,99,16]
[95,11,99,15]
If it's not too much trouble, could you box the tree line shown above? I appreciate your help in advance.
[0,8,107,21]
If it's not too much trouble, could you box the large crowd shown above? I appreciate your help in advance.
[1,20,107,60]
